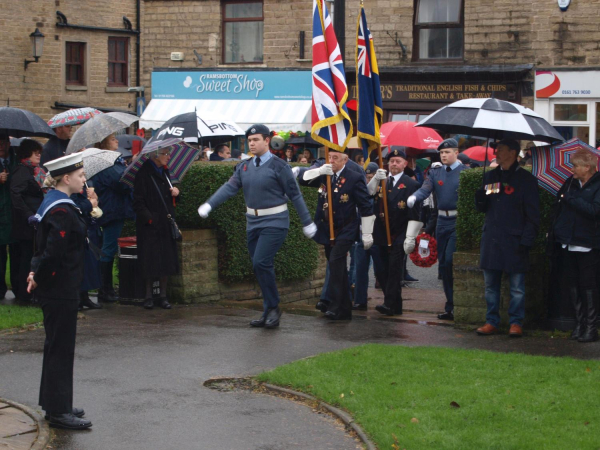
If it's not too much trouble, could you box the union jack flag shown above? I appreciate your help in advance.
[311,0,352,152]
[356,6,382,165]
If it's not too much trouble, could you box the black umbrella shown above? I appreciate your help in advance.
[116,134,146,158]
[0,107,56,139]
[285,135,322,148]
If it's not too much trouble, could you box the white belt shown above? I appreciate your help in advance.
[246,204,288,217]
[439,209,458,217]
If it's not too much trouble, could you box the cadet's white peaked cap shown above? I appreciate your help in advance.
[45,153,84,178]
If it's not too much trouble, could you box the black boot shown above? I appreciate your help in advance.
[80,291,102,310]
[98,261,118,303]
[568,287,584,340]
[578,289,599,343]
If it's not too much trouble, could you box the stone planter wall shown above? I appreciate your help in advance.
[167,229,327,304]
[453,251,549,328]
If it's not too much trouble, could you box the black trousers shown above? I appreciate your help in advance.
[378,239,406,312]
[0,243,18,297]
[563,248,599,290]
[14,240,34,302]
[324,240,353,315]
[39,297,79,414]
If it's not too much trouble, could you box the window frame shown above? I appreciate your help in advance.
[65,41,86,86]
[412,0,465,62]
[221,0,264,65]
[107,36,130,87]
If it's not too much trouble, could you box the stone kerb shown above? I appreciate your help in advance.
[453,251,548,327]
[167,229,326,305]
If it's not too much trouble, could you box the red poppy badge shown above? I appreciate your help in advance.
[398,183,406,189]
[438,180,444,186]
[504,185,515,195]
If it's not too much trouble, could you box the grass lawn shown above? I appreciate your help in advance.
[257,344,600,449]
[0,305,43,331]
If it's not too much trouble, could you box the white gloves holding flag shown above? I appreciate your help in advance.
[303,163,334,181]
[361,215,376,250]
[403,220,424,254]
[367,169,387,195]
[198,203,212,218]
[303,222,317,238]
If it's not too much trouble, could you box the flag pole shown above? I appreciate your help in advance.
[377,145,392,247]
[325,146,335,241]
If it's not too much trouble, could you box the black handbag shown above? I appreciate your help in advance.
[151,176,182,241]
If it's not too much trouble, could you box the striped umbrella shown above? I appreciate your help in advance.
[531,138,600,195]
[120,138,200,187]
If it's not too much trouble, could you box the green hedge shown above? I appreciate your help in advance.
[456,167,555,252]
[172,161,320,283]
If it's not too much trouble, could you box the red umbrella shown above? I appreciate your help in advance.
[380,121,442,156]
[463,146,495,162]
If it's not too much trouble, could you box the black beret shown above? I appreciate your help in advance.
[246,124,270,138]
[365,162,379,174]
[437,138,459,151]
[386,146,407,161]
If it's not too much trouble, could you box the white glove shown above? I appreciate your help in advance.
[361,215,376,250]
[431,162,443,168]
[407,195,417,208]
[303,163,334,181]
[198,203,212,218]
[403,220,424,254]
[303,222,317,238]
[374,168,387,181]
[291,166,300,178]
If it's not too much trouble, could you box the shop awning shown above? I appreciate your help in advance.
[139,99,312,132]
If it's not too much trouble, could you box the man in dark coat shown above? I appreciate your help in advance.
[474,139,540,337]
[299,149,374,320]
[368,149,422,316]
[0,137,18,299]
[41,125,71,169]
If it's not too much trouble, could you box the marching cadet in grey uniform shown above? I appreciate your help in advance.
[407,138,469,320]
[198,124,316,329]
[299,149,374,320]
[368,148,422,316]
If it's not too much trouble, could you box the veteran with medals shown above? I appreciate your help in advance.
[368,148,422,316]
[299,149,374,320]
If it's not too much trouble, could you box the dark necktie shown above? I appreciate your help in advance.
[389,177,395,188]
[256,156,261,167]
[332,174,338,186]
[446,166,451,172]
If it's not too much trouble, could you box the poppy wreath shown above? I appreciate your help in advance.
[409,233,438,268]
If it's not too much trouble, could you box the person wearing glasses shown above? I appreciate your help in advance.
[133,147,180,310]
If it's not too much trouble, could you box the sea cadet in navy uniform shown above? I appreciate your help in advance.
[299,149,374,320]
[198,124,316,329]
[407,138,469,320]
[28,153,92,430]
[368,148,422,316]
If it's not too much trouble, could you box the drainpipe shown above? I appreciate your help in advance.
[136,0,141,112]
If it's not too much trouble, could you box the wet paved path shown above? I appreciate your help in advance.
[1,302,599,449]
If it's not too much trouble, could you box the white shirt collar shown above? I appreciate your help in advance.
[334,165,346,177]
[391,171,403,182]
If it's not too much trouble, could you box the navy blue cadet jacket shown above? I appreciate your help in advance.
[89,159,135,226]
[475,162,540,273]
[299,165,373,245]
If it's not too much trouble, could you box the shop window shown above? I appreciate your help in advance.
[389,112,431,123]
[413,0,464,61]
[66,42,85,86]
[553,104,587,122]
[108,37,129,86]
[222,1,264,64]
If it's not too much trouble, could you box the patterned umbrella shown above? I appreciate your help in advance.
[79,148,121,179]
[0,107,56,139]
[66,112,139,154]
[120,138,200,187]
[48,108,103,128]
[531,138,600,195]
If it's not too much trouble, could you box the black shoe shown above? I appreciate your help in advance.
[325,311,352,321]
[159,298,172,309]
[250,315,266,327]
[375,304,394,316]
[404,273,419,282]
[80,292,102,310]
[438,312,454,320]
[72,408,85,418]
[315,301,329,313]
[143,298,154,310]
[265,307,282,328]
[352,303,367,311]
[45,413,92,430]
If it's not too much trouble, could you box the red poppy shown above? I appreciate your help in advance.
[438,180,444,186]
[504,185,515,195]
[398,183,406,189]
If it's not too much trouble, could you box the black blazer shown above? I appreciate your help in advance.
[10,164,44,241]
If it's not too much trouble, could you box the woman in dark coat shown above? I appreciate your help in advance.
[28,153,92,430]
[133,149,180,310]
[553,149,600,343]
[10,139,46,302]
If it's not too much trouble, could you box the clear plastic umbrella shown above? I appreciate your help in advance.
[66,112,138,154]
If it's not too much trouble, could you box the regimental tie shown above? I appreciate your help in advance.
[255,156,261,167]
[332,174,338,186]
[388,177,395,189]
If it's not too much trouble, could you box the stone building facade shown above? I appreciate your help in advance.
[0,0,141,121]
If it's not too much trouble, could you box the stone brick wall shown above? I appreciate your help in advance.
[168,229,326,304]
[453,251,548,328]
[0,0,140,121]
